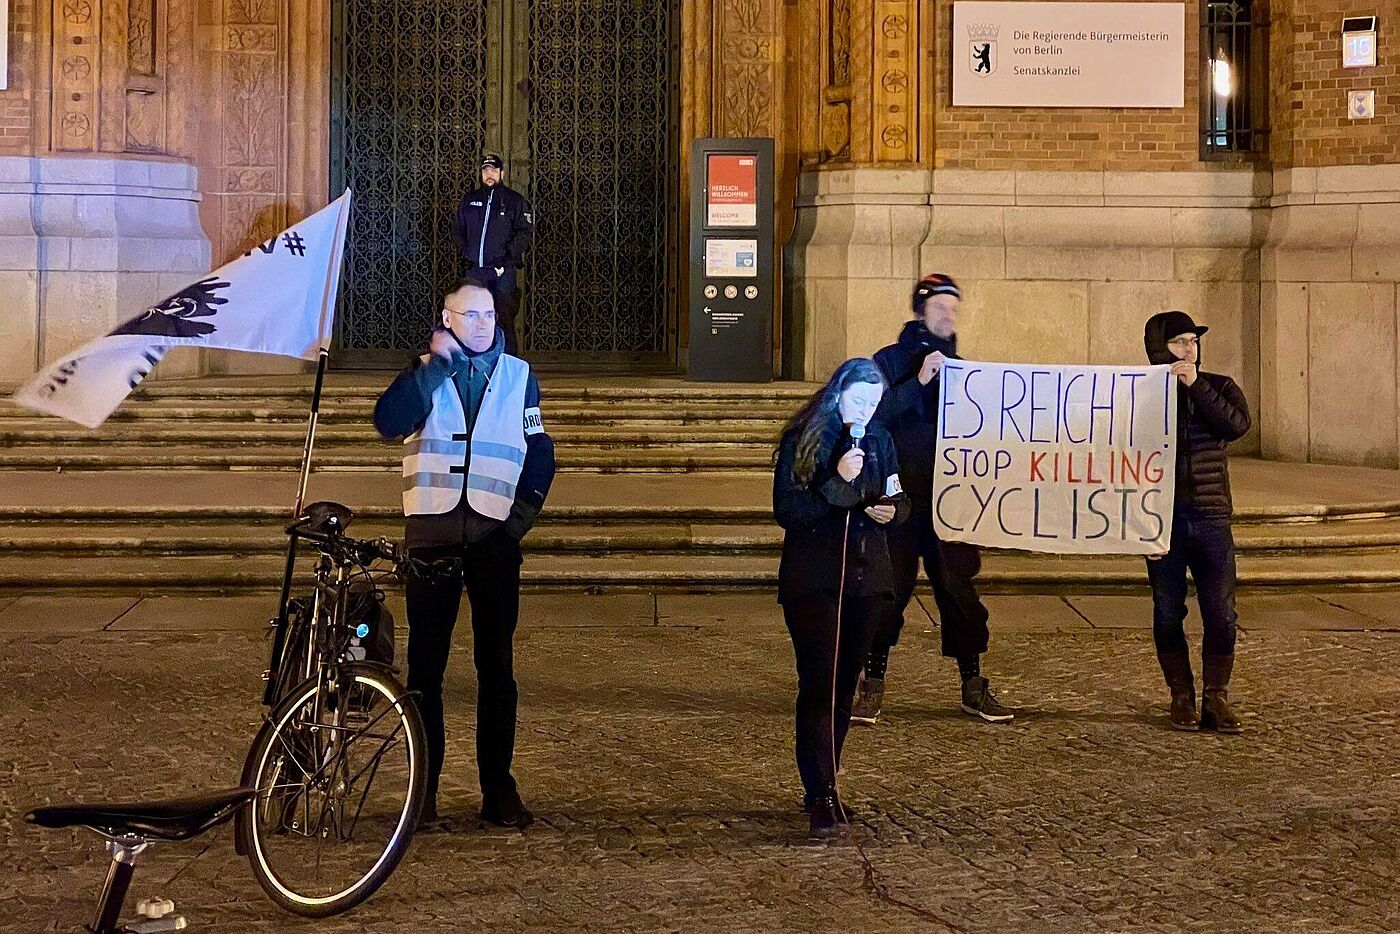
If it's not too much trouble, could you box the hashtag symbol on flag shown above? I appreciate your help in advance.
[282,232,307,256]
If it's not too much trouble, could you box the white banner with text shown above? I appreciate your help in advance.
[933,359,1178,555]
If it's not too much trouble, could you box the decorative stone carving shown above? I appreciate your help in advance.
[60,56,91,79]
[829,0,851,86]
[716,0,778,137]
[129,0,156,75]
[61,112,91,138]
[63,0,93,24]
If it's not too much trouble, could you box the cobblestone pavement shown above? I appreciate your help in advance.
[3,592,1399,934]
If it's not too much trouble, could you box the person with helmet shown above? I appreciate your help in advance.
[852,274,1014,726]
[451,152,534,354]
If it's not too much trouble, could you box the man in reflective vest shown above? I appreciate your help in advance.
[374,274,555,829]
[452,152,534,355]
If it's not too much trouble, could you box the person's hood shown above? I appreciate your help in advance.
[1144,310,1207,366]
[897,319,957,358]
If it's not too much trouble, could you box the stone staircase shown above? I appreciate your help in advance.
[1,375,1399,595]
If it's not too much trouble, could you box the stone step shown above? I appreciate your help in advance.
[0,422,785,445]
[3,518,1399,559]
[0,403,801,425]
[2,550,1397,595]
[0,445,777,471]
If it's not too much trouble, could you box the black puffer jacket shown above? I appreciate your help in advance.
[1144,316,1251,518]
[872,321,958,502]
[773,421,911,603]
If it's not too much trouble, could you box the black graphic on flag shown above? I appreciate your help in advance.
[110,277,231,338]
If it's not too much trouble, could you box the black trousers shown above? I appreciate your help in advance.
[783,593,887,799]
[404,529,523,801]
[872,499,990,660]
[1146,509,1238,657]
[470,266,520,355]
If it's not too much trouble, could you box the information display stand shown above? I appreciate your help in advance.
[687,138,775,382]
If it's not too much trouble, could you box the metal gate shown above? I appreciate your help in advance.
[331,0,677,365]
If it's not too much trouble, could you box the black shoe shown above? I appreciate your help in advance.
[480,788,535,829]
[416,796,448,833]
[803,792,851,823]
[960,676,1015,722]
[806,792,840,841]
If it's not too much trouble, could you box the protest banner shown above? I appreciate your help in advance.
[933,359,1177,555]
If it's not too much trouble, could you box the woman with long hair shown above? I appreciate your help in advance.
[773,358,910,839]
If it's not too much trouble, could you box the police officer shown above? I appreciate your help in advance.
[373,274,555,829]
[452,153,533,355]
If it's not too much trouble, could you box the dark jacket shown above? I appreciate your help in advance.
[872,320,959,503]
[451,183,533,271]
[373,328,556,546]
[773,421,911,603]
[1144,318,1251,518]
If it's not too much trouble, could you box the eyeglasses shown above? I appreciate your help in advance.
[445,308,496,321]
[1167,336,1199,348]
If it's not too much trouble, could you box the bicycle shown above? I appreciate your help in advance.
[26,501,448,929]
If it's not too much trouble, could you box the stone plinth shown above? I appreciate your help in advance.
[0,156,211,388]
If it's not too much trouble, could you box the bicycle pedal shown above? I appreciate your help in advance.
[125,916,187,933]
[129,898,187,930]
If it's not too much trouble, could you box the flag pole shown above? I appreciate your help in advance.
[266,192,351,705]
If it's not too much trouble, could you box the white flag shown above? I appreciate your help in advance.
[12,190,352,428]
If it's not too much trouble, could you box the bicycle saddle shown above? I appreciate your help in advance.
[25,787,256,841]
[300,500,354,535]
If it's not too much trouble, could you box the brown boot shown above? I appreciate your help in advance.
[1200,653,1243,734]
[1156,651,1199,731]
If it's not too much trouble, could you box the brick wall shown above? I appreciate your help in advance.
[0,0,35,155]
[1270,0,1400,168]
[931,0,1234,170]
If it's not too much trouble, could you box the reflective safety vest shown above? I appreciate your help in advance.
[400,353,536,520]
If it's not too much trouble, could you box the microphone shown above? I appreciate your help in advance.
[848,422,865,450]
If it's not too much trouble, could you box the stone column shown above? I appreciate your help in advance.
[0,154,210,386]
[1260,165,1400,467]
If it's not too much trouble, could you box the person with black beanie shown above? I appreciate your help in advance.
[852,273,1014,726]
[1143,310,1251,733]
[773,358,910,839]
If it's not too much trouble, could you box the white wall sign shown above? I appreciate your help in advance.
[704,239,758,278]
[953,2,1185,108]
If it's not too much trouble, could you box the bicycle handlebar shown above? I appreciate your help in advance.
[284,521,458,584]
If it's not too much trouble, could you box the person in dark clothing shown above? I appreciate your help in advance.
[773,358,910,840]
[1143,310,1251,733]
[451,153,533,355]
[373,275,556,828]
[853,273,1014,726]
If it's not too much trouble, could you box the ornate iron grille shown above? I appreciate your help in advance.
[334,1,488,353]
[525,0,673,355]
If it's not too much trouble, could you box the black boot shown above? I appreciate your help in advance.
[481,787,535,829]
[806,791,841,840]
[1200,653,1243,734]
[1156,651,1199,731]
[803,791,850,823]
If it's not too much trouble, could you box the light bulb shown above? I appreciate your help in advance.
[1211,57,1233,97]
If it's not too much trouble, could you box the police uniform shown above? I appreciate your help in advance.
[451,155,533,354]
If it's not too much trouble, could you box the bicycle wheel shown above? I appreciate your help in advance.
[237,663,426,917]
